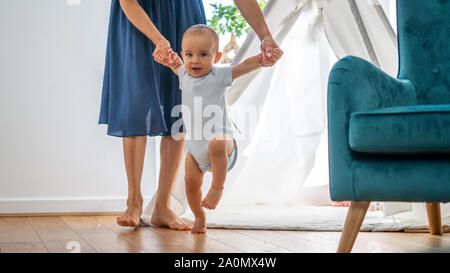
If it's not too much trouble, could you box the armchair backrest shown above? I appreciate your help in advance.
[397,0,450,104]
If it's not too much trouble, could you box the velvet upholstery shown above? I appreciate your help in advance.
[350,104,450,153]
[327,0,450,202]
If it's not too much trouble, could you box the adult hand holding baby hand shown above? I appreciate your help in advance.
[260,36,283,67]
[153,39,179,66]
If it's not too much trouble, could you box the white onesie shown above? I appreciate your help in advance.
[177,65,238,172]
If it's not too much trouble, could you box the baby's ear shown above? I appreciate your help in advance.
[214,52,222,64]
[180,51,184,58]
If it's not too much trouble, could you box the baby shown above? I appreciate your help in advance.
[168,24,275,233]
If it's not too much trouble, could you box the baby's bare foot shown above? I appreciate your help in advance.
[200,187,223,210]
[191,215,207,234]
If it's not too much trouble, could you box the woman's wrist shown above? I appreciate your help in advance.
[261,34,275,45]
[258,29,273,42]
[154,37,169,48]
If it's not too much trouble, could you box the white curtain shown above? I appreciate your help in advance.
[221,0,331,206]
[142,0,449,226]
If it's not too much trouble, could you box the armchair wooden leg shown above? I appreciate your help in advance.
[426,203,442,235]
[337,201,370,253]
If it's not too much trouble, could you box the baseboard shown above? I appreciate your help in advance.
[0,197,150,215]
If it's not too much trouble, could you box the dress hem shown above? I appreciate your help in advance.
[98,123,181,138]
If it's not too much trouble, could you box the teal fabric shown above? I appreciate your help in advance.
[349,104,450,153]
[327,0,450,202]
[397,0,450,105]
[352,157,450,202]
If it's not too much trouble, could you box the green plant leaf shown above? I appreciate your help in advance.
[207,1,267,38]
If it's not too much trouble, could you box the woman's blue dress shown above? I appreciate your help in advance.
[98,0,206,137]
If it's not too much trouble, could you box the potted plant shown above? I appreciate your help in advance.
[207,1,267,63]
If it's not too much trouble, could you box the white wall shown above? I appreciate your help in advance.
[0,0,158,213]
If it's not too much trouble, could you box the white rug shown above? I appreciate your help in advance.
[180,204,450,232]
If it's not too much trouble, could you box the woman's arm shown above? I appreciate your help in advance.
[119,0,177,64]
[119,0,164,43]
[233,0,270,41]
[233,0,283,67]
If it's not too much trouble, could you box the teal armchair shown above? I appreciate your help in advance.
[327,0,450,252]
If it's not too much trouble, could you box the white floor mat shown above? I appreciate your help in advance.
[179,204,450,232]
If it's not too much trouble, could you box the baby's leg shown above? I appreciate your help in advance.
[201,134,234,210]
[185,153,206,233]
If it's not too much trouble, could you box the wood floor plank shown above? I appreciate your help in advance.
[279,231,358,253]
[96,216,190,253]
[355,232,449,253]
[424,234,450,253]
[27,216,96,253]
[279,230,401,253]
[147,226,242,253]
[1,215,449,253]
[0,242,47,253]
[236,230,337,253]
[279,230,444,253]
[60,216,141,253]
[205,229,291,253]
[0,217,42,244]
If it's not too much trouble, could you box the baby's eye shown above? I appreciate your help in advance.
[201,53,208,57]
[186,53,192,57]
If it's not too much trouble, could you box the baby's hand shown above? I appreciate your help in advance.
[153,44,181,68]
[165,52,183,75]
[153,40,174,66]
[168,53,183,69]
[167,49,181,65]
[258,48,282,67]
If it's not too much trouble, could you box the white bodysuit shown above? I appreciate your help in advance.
[177,65,238,172]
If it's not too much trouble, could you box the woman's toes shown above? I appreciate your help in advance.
[178,221,192,230]
[175,220,191,231]
[155,214,191,231]
[117,217,129,226]
[127,217,140,228]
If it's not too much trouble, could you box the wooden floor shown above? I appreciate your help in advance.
[0,215,449,253]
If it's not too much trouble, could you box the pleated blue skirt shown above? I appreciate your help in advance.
[98,0,206,137]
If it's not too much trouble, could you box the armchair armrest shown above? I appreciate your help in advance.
[327,56,417,201]
[328,56,417,114]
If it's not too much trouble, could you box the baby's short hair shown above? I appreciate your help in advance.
[182,24,220,52]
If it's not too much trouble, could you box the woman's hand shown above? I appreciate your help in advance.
[232,0,283,67]
[153,39,180,67]
[259,36,283,67]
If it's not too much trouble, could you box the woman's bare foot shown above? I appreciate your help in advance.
[200,187,223,210]
[117,200,142,228]
[151,208,192,231]
[191,215,206,234]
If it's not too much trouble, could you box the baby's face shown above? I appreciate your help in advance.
[181,35,221,78]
